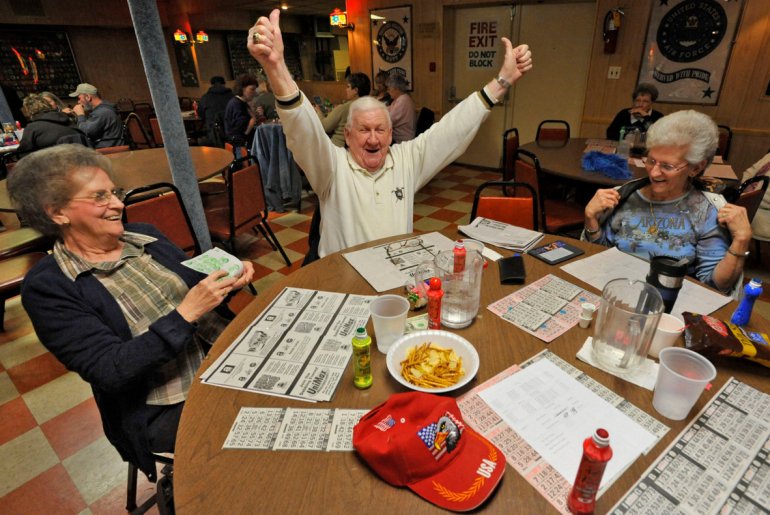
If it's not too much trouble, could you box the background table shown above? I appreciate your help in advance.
[174,232,769,514]
[251,123,303,213]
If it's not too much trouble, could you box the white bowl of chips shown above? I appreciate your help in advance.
[386,330,479,393]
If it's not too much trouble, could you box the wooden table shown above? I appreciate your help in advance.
[520,138,647,187]
[174,232,769,514]
[0,146,232,211]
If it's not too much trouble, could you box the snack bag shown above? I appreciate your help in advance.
[682,312,770,368]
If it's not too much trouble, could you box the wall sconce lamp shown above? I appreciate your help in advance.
[173,29,209,45]
[330,8,354,31]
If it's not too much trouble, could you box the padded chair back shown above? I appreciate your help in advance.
[122,182,201,256]
[502,127,519,181]
[179,97,194,110]
[470,180,538,231]
[116,97,135,114]
[125,113,154,149]
[149,117,164,147]
[228,160,267,236]
[132,102,155,130]
[225,142,247,159]
[717,125,732,160]
[736,175,769,222]
[536,119,570,144]
[415,107,435,137]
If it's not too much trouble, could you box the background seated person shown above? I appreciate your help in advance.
[68,83,125,148]
[585,110,751,294]
[247,9,532,258]
[252,76,277,122]
[41,91,79,126]
[315,72,371,147]
[7,144,254,482]
[18,94,90,155]
[373,70,392,106]
[739,150,770,244]
[386,74,416,144]
[606,83,664,141]
[198,76,234,147]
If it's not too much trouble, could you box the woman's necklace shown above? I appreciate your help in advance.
[648,201,658,235]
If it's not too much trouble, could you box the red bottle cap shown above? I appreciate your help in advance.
[429,277,442,290]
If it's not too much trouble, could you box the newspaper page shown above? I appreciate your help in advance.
[201,287,373,402]
[487,274,601,343]
[342,232,455,292]
[458,351,669,514]
[458,217,544,251]
[223,407,369,451]
[611,378,770,514]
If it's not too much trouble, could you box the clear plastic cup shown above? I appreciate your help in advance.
[648,313,685,358]
[652,348,716,420]
[370,295,410,354]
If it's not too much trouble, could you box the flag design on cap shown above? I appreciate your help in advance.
[417,412,463,460]
[375,415,396,432]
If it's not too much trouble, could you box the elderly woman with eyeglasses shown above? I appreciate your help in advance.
[584,110,752,293]
[7,144,254,482]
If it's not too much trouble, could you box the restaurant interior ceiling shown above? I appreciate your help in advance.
[183,0,345,16]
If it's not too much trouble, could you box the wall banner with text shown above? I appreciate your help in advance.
[370,5,413,90]
[639,0,744,105]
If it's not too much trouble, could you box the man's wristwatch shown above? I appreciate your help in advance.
[495,76,511,89]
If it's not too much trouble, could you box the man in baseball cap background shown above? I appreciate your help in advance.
[353,392,506,512]
[68,83,124,148]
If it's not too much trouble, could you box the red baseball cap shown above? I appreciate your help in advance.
[353,392,506,512]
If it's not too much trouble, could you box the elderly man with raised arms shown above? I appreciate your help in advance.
[247,10,533,258]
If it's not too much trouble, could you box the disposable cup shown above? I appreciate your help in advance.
[581,302,596,318]
[370,295,410,354]
[652,348,716,420]
[648,313,685,358]
[578,315,592,329]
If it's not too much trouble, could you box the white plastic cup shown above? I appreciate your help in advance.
[578,316,592,329]
[652,348,716,420]
[648,313,685,358]
[370,295,410,354]
[580,302,596,318]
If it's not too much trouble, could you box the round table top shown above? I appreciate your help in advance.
[0,146,233,212]
[174,231,769,515]
[519,138,647,186]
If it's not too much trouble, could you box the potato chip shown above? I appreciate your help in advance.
[400,342,465,388]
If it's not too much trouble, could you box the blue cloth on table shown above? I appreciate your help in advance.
[251,123,302,212]
[581,151,632,180]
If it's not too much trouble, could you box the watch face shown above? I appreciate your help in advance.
[377,21,407,64]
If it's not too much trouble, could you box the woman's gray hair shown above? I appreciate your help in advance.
[645,110,719,166]
[633,83,659,102]
[8,144,113,238]
[346,96,391,129]
[385,74,410,92]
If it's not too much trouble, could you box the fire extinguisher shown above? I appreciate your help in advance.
[603,8,624,54]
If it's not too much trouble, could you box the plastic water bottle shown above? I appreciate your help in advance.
[568,428,613,514]
[730,279,763,326]
[617,127,630,159]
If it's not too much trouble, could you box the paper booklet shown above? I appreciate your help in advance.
[458,217,544,252]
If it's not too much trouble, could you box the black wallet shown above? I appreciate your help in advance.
[498,254,526,284]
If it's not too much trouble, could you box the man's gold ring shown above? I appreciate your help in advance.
[252,33,261,44]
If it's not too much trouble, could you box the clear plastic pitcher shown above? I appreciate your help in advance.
[591,279,664,374]
[415,249,484,329]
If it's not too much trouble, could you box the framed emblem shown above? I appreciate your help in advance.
[371,5,413,90]
[638,0,745,105]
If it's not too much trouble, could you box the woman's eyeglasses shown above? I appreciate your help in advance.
[642,156,690,174]
[70,188,127,206]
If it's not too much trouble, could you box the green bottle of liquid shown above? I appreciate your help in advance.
[352,327,373,389]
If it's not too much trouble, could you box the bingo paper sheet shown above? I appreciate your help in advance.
[487,274,601,342]
[223,407,369,451]
[611,378,770,514]
[458,351,669,514]
[201,287,374,402]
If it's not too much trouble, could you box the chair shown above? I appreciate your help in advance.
[204,155,292,267]
[126,454,174,515]
[0,252,46,331]
[470,180,538,230]
[125,113,155,150]
[415,107,435,137]
[717,125,732,160]
[96,145,130,155]
[133,102,155,131]
[536,119,570,144]
[179,97,194,111]
[501,128,520,181]
[122,182,201,256]
[514,148,584,234]
[117,97,136,115]
[735,175,769,223]
[149,117,164,147]
[0,226,52,260]
[225,142,247,159]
